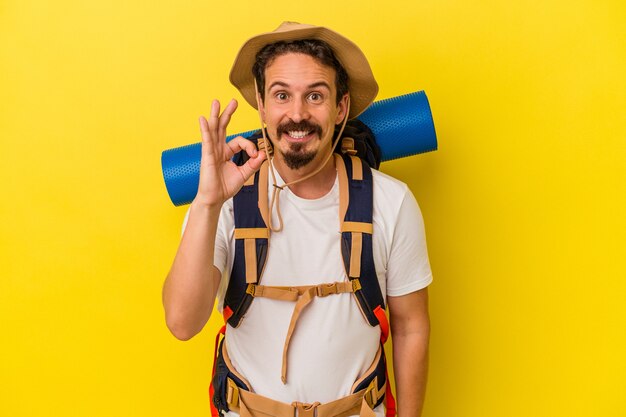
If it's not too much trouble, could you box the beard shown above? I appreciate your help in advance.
[275,120,324,170]
[282,142,317,170]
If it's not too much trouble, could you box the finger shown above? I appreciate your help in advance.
[199,115,217,160]
[208,99,220,141]
[218,99,238,138]
[238,150,267,181]
[225,136,258,159]
[199,116,210,142]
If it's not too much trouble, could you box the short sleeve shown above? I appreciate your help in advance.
[385,190,433,296]
[180,202,234,276]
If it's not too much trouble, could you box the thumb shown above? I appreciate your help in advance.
[238,151,267,181]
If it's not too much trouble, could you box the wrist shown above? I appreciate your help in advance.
[190,199,223,219]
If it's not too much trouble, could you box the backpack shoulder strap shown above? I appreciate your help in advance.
[335,154,389,342]
[223,161,270,327]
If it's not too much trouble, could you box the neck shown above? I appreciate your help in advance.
[272,151,337,199]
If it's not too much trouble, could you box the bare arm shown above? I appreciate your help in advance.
[162,99,266,340]
[162,204,222,340]
[388,287,430,417]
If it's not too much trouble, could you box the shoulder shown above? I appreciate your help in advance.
[369,167,427,249]
[369,170,433,295]
[370,168,413,220]
[371,168,410,197]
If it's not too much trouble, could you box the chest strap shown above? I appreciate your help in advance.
[246,280,361,384]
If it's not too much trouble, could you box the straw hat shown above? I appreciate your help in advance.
[229,22,378,119]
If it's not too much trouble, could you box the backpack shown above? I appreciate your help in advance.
[211,121,396,417]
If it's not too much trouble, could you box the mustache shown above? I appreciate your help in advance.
[276,120,323,138]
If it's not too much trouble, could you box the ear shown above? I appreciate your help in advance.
[257,91,266,122]
[335,93,350,125]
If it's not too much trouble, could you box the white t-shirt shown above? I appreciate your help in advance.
[182,166,432,416]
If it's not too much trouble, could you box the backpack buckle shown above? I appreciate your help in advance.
[246,283,256,296]
[292,401,320,417]
[341,137,358,156]
[316,283,338,297]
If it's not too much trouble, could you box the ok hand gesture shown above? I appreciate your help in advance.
[194,99,266,208]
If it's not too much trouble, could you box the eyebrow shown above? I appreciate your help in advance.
[267,81,332,91]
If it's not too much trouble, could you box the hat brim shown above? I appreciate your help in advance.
[230,23,378,119]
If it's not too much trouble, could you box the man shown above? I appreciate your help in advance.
[163,22,432,417]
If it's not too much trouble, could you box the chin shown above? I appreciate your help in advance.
[282,148,318,170]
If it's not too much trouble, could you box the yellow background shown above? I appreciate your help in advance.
[1,0,625,416]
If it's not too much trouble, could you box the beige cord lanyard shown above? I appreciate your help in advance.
[253,79,350,233]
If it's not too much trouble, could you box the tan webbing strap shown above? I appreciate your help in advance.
[341,221,373,234]
[234,386,377,417]
[317,392,372,417]
[268,281,356,384]
[244,173,255,186]
[293,401,321,417]
[226,378,240,408]
[225,346,381,417]
[281,286,316,383]
[349,155,363,181]
[335,155,370,279]
[258,138,273,157]
[221,341,252,389]
[349,232,363,278]
[335,154,349,229]
[234,228,271,239]
[314,281,354,296]
[247,284,300,301]
[236,162,270,286]
[244,239,257,284]
[341,137,358,156]
[248,282,354,299]
[243,281,359,384]
[358,395,377,417]
[237,389,294,417]
[258,162,270,228]
[351,345,383,392]
[364,378,386,413]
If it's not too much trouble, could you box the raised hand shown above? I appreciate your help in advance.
[194,99,266,208]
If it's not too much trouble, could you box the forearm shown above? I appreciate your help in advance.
[388,289,430,417]
[162,202,222,340]
[392,328,430,417]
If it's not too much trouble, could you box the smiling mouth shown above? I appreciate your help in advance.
[277,120,323,143]
[284,130,315,142]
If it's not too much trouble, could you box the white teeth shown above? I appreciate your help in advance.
[287,130,310,139]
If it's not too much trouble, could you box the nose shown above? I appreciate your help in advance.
[288,97,310,123]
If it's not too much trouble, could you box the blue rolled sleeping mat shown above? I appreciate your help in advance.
[162,90,437,206]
